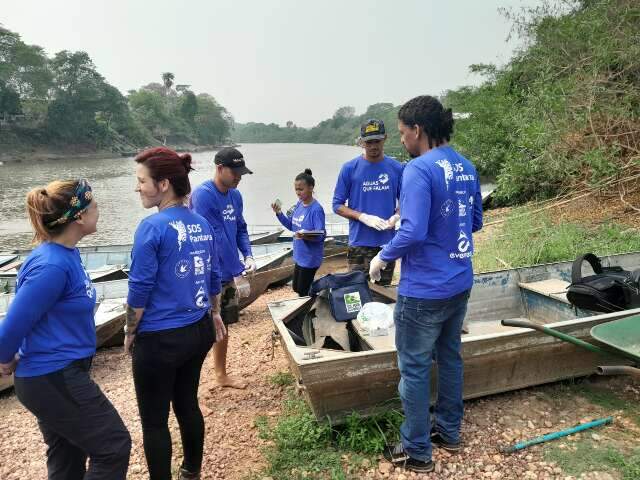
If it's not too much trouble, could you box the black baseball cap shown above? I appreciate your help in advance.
[359,119,386,142]
[214,147,253,175]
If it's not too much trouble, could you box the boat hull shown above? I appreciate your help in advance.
[269,251,640,423]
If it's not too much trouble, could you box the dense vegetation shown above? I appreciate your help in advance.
[235,0,640,205]
[0,27,233,153]
[233,103,407,159]
[445,0,640,204]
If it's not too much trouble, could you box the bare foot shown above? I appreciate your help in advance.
[215,374,247,389]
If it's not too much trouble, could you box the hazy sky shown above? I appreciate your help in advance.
[3,0,539,127]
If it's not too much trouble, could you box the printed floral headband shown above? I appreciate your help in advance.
[46,179,93,227]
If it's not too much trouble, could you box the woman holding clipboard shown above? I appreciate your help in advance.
[272,169,326,296]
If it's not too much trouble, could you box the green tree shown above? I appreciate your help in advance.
[47,50,129,145]
[128,88,171,143]
[194,93,232,144]
[0,26,51,118]
[161,72,174,96]
[179,90,198,126]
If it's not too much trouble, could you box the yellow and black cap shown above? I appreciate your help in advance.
[359,119,386,142]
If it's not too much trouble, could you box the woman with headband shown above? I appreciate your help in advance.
[127,147,225,480]
[0,179,131,480]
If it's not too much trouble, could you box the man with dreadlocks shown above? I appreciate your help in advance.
[370,95,483,473]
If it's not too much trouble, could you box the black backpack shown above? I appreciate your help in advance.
[566,253,640,312]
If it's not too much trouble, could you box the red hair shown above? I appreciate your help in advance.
[135,147,194,197]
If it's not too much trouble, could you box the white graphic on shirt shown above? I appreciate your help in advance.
[292,213,305,228]
[175,259,191,278]
[85,279,94,299]
[458,199,467,217]
[81,265,95,298]
[195,286,206,308]
[457,231,470,253]
[440,199,454,218]
[169,220,187,251]
[435,159,453,190]
[362,173,392,193]
[222,204,236,222]
[206,253,212,272]
[469,195,474,205]
[193,255,205,275]
[450,230,474,259]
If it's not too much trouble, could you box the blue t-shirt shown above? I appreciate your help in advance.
[0,242,97,377]
[276,199,326,268]
[190,180,252,282]
[127,206,222,333]
[332,155,403,247]
[380,146,483,299]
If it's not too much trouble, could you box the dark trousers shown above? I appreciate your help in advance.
[132,314,215,479]
[292,264,318,296]
[347,245,396,286]
[14,357,131,480]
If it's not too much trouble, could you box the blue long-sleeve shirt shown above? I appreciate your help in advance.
[0,243,97,377]
[332,155,404,247]
[190,180,252,282]
[127,206,221,333]
[276,199,326,268]
[380,146,483,299]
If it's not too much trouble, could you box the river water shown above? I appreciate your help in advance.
[0,143,494,251]
[0,143,362,250]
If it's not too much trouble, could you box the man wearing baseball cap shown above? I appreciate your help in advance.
[189,147,254,389]
[332,119,404,284]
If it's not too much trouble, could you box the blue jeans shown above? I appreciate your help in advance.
[395,290,470,462]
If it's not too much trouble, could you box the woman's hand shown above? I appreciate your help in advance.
[271,202,281,214]
[0,354,19,376]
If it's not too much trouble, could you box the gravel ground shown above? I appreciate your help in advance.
[0,286,293,480]
[1,282,638,479]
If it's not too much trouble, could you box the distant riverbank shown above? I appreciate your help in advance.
[0,143,236,164]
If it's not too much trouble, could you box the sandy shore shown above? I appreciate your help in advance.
[1,281,639,479]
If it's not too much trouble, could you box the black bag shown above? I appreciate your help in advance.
[309,271,373,321]
[566,253,640,312]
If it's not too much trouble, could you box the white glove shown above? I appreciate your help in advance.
[233,274,251,298]
[359,213,389,231]
[387,214,400,229]
[244,256,257,275]
[369,253,388,283]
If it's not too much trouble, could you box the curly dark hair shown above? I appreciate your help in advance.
[397,95,454,149]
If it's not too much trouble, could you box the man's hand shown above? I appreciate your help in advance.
[124,333,136,355]
[234,274,251,298]
[387,214,400,229]
[359,213,390,231]
[211,312,227,342]
[0,354,18,376]
[244,256,257,275]
[369,253,388,283]
[271,202,282,214]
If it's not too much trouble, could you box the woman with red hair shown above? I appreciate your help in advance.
[126,147,225,480]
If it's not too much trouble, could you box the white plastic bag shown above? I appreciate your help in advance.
[356,302,394,336]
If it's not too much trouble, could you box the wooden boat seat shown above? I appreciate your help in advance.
[518,279,571,304]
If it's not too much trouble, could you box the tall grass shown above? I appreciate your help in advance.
[474,209,640,272]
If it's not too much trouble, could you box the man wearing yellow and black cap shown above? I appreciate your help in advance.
[332,119,404,284]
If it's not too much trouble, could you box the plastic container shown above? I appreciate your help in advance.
[357,302,394,336]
